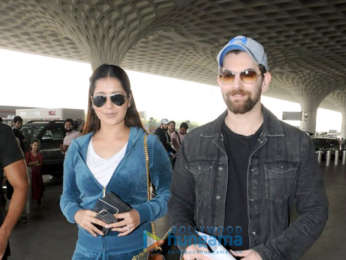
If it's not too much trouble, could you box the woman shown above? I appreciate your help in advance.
[60,64,172,260]
[25,139,43,206]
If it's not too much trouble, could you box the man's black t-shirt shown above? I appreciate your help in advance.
[12,128,25,152]
[221,122,263,251]
[0,124,23,199]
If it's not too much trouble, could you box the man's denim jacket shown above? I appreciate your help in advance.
[168,106,328,260]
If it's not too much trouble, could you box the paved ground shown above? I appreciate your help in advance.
[301,164,346,260]
[8,164,346,259]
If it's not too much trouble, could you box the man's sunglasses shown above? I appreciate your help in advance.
[92,94,126,107]
[219,68,261,84]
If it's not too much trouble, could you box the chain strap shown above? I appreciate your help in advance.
[144,134,156,237]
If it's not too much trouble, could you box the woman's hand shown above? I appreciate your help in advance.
[74,209,107,237]
[108,209,140,236]
[28,161,39,167]
[34,161,40,166]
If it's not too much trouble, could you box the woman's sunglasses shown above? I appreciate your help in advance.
[219,68,261,84]
[92,94,126,107]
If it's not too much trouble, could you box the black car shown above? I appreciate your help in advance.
[21,120,66,176]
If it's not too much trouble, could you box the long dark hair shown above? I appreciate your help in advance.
[83,64,145,134]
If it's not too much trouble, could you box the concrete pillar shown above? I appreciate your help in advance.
[341,110,346,139]
[341,113,346,139]
[300,97,319,134]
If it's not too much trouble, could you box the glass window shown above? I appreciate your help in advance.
[42,129,53,140]
[50,126,65,140]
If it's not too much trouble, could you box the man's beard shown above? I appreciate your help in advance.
[223,86,262,114]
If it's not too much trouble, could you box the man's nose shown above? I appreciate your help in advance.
[232,73,242,89]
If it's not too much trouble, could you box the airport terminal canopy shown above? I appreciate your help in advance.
[0,0,346,119]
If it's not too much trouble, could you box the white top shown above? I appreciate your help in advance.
[63,130,81,146]
[86,140,128,187]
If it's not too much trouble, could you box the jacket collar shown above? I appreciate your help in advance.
[206,105,285,138]
[261,106,285,137]
[73,127,145,161]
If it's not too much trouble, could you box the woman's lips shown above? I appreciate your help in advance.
[103,112,117,117]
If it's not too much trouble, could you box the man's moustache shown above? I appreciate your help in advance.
[230,89,249,96]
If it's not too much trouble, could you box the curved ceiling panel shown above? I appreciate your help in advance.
[0,0,345,109]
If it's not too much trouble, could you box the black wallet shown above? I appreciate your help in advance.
[93,191,132,235]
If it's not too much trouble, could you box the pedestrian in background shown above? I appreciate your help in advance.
[12,116,25,152]
[7,116,26,201]
[25,139,44,207]
[155,119,176,163]
[171,122,189,152]
[61,118,81,154]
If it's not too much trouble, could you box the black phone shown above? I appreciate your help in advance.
[94,209,118,235]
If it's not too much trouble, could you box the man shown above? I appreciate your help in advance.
[155,119,176,157]
[0,123,28,259]
[171,122,189,152]
[168,121,178,149]
[7,116,26,201]
[61,118,80,154]
[167,121,177,138]
[12,116,25,152]
[168,36,328,260]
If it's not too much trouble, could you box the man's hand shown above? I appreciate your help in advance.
[231,249,262,260]
[0,228,10,259]
[183,244,212,260]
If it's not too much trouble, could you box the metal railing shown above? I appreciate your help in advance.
[316,149,346,166]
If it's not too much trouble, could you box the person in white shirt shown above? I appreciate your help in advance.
[61,118,80,153]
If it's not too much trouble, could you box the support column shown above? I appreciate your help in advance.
[341,108,346,139]
[300,97,319,134]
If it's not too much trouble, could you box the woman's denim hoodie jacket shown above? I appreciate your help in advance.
[60,127,172,254]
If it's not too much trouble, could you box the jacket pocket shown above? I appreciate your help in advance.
[264,161,297,202]
[188,161,215,226]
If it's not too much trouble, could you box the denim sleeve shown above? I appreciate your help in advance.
[60,141,82,223]
[254,136,329,260]
[167,139,203,252]
[132,134,172,224]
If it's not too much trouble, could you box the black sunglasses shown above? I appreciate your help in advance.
[92,94,126,107]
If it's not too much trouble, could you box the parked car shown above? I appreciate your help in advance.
[21,120,66,176]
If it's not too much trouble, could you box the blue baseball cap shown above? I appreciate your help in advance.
[217,35,269,71]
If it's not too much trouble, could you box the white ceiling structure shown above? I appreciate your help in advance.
[0,0,346,112]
